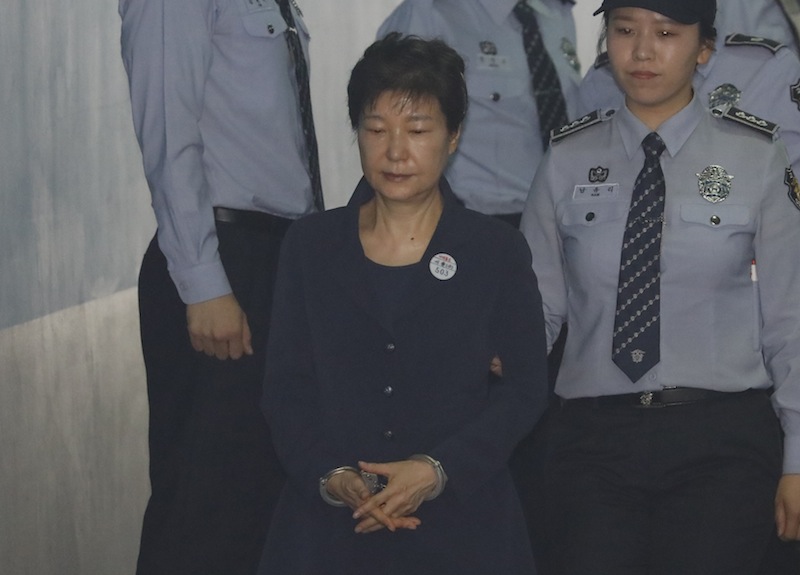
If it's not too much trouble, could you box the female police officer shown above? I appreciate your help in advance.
[520,0,800,572]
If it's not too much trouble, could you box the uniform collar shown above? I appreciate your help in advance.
[485,0,556,27]
[617,94,705,160]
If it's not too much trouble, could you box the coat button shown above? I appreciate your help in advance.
[491,92,501,102]
[383,430,394,441]
[710,215,721,226]
[384,342,396,353]
[585,212,595,222]
[383,386,394,397]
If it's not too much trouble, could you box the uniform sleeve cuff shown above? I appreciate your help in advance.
[782,435,800,475]
[169,260,232,304]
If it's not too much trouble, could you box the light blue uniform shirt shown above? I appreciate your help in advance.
[378,0,581,215]
[578,34,800,174]
[715,0,799,54]
[521,96,800,472]
[119,0,316,304]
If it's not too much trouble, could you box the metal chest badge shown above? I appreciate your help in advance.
[697,165,734,203]
[708,83,741,115]
[792,78,800,112]
[480,41,498,56]
[561,38,580,72]
[787,168,800,211]
[588,166,609,183]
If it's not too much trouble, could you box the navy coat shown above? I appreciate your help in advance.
[259,178,548,574]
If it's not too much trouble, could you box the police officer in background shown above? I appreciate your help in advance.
[378,0,582,226]
[378,2,580,565]
[119,0,321,572]
[715,0,800,54]
[578,0,800,177]
[521,0,800,572]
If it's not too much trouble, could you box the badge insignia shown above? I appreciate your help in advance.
[792,79,800,112]
[631,350,646,364]
[787,168,800,211]
[697,165,734,203]
[588,166,609,183]
[429,253,457,281]
[708,83,741,115]
[561,38,580,72]
[480,41,497,56]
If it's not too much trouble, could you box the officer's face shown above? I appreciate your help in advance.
[357,91,459,205]
[607,7,712,128]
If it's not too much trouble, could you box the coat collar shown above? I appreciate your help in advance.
[333,177,469,333]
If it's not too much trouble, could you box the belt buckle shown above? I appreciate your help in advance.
[639,391,654,407]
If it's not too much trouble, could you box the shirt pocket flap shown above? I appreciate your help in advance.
[680,204,752,228]
[560,200,628,227]
[239,1,288,38]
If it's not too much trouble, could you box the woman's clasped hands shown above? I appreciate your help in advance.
[324,459,439,534]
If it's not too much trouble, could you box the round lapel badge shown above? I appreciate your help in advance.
[429,253,457,281]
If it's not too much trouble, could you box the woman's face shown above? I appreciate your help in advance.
[607,7,711,123]
[357,91,459,205]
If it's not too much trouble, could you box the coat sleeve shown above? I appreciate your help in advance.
[261,223,352,498]
[428,231,550,497]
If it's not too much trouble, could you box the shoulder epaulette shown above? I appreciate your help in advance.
[593,52,610,69]
[725,33,785,54]
[720,106,779,138]
[550,110,609,144]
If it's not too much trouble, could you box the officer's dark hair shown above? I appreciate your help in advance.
[347,32,467,134]
[596,11,717,56]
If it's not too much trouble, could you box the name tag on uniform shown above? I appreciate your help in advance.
[572,183,619,200]
[476,54,511,71]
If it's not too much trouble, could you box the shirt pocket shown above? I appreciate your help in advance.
[679,203,759,349]
[558,200,629,282]
[679,204,752,228]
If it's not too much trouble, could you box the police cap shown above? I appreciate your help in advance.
[593,0,716,28]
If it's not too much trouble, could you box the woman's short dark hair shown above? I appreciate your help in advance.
[347,32,467,134]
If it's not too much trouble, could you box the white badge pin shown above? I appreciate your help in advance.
[429,253,457,281]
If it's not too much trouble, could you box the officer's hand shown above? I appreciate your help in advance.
[775,473,800,541]
[186,294,253,360]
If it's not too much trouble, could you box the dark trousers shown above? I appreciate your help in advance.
[136,221,287,575]
[543,390,782,575]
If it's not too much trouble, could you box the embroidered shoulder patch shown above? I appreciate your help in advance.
[593,52,610,69]
[725,33,785,54]
[550,110,610,144]
[787,168,800,211]
[720,107,779,138]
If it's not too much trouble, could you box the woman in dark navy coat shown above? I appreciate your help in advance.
[258,34,549,574]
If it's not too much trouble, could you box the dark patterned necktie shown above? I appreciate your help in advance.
[276,0,324,210]
[612,132,666,383]
[513,0,568,150]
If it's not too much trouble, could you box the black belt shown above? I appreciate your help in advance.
[213,207,293,236]
[561,387,765,409]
